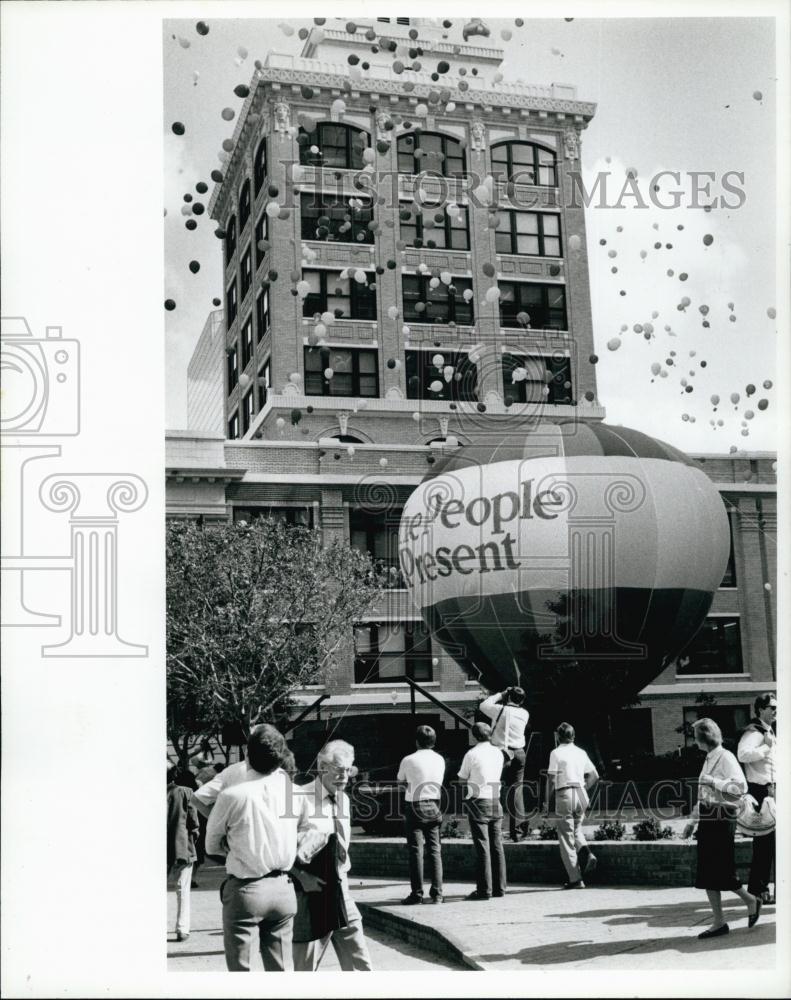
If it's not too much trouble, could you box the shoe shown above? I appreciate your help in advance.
[748,898,762,928]
[191,881,199,888]
[401,893,423,905]
[562,880,585,889]
[761,889,775,905]
[698,924,729,939]
[581,853,598,877]
[465,890,491,901]
[493,890,506,898]
[176,932,190,942]
[430,894,444,904]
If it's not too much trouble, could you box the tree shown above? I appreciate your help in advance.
[166,518,386,758]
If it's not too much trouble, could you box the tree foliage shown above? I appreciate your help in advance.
[166,519,385,751]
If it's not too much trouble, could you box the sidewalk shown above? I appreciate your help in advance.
[352,876,776,971]
[169,867,775,972]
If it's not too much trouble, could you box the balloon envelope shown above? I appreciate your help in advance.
[398,422,729,713]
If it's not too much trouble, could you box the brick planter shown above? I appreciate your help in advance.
[349,837,754,887]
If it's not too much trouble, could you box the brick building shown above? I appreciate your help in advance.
[166,19,776,773]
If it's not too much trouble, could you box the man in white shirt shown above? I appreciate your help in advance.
[291,740,372,971]
[545,722,599,889]
[205,725,312,971]
[458,722,507,900]
[397,726,447,905]
[737,693,777,903]
[479,687,529,840]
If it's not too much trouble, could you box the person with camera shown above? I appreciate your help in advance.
[737,693,777,905]
[479,687,529,840]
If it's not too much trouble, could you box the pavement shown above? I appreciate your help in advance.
[169,863,775,972]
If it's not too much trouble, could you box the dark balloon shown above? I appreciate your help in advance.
[196,181,208,194]
[189,260,200,274]
[171,122,185,135]
[234,84,250,99]
[192,203,204,215]
[164,299,176,310]
[211,169,224,183]
[185,219,197,230]
[212,297,221,306]
[196,21,209,35]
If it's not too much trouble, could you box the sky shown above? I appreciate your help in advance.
[163,15,779,454]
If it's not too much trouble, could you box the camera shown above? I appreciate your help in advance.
[0,317,80,435]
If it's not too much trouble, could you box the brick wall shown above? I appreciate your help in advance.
[349,836,754,888]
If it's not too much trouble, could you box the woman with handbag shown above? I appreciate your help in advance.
[683,718,761,938]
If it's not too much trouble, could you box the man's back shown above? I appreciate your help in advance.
[397,749,446,801]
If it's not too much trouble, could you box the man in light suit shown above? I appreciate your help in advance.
[291,740,372,971]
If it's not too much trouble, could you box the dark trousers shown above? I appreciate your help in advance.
[404,799,443,897]
[747,781,775,896]
[465,797,507,897]
[220,873,297,971]
[501,749,526,838]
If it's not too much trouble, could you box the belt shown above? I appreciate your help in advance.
[263,869,286,878]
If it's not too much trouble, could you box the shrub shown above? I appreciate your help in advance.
[537,820,558,840]
[593,819,627,841]
[441,818,464,839]
[631,816,675,841]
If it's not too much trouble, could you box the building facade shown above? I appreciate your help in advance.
[166,19,776,772]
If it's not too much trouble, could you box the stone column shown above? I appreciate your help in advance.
[734,500,773,680]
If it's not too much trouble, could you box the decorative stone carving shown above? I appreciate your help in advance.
[337,412,350,437]
[470,119,486,152]
[563,128,580,161]
[385,386,404,400]
[375,110,391,142]
[273,99,291,134]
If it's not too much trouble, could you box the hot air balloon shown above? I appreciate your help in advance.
[398,422,730,725]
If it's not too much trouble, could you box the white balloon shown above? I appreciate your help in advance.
[429,380,443,393]
[432,354,445,367]
[324,368,334,379]
[568,234,582,251]
[321,311,335,325]
[265,201,280,218]
[485,286,501,303]
[296,280,310,297]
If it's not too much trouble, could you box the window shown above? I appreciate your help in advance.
[350,508,404,588]
[241,317,253,370]
[302,269,377,320]
[353,621,433,683]
[254,138,267,195]
[495,210,562,257]
[241,388,254,435]
[239,179,251,232]
[402,275,474,325]
[304,347,379,398]
[240,247,252,300]
[405,350,478,402]
[255,288,270,341]
[676,617,743,675]
[300,193,374,244]
[720,511,737,587]
[399,204,470,249]
[258,359,270,410]
[682,704,751,751]
[225,215,237,266]
[397,132,466,178]
[227,411,239,440]
[502,353,573,405]
[499,281,567,330]
[226,279,238,326]
[226,345,238,391]
[491,141,558,187]
[298,123,369,170]
[233,505,314,528]
[254,214,268,270]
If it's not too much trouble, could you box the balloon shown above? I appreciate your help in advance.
[398,422,731,716]
[387,305,399,320]
[296,280,310,297]
[265,201,281,218]
[568,234,582,251]
[731,393,740,404]
[757,399,769,410]
[746,383,756,396]
[171,122,185,136]
[651,363,661,376]
[429,380,443,393]
[196,21,209,35]
[482,263,495,278]
[767,307,776,319]
[275,417,286,429]
[380,457,389,468]
[432,354,444,367]
[485,286,501,303]
[177,36,191,49]
[607,337,621,351]
[462,288,474,302]
[753,90,763,101]
[188,260,200,274]
[589,354,598,365]
[221,108,235,121]
[745,410,755,420]
[164,299,176,311]
[703,234,713,246]
[763,380,773,389]
[710,395,720,406]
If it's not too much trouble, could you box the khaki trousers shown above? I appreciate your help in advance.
[554,787,589,882]
[293,918,372,971]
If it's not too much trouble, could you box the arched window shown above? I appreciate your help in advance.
[491,141,558,187]
[397,132,466,178]
[238,179,252,232]
[225,215,237,266]
[328,434,365,444]
[253,138,267,195]
[298,123,369,170]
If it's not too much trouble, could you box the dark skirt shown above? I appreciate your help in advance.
[695,802,742,891]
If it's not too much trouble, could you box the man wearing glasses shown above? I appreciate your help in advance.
[738,693,777,904]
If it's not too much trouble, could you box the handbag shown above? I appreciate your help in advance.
[735,794,776,838]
